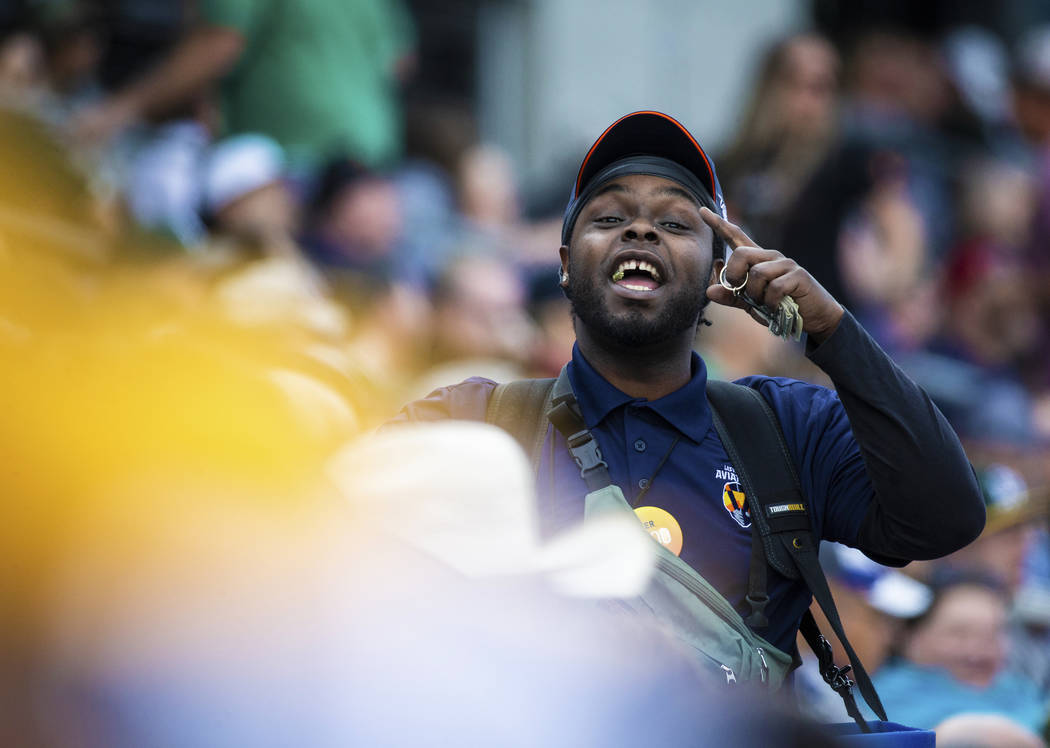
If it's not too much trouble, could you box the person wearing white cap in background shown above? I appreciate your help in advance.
[200,133,348,340]
[202,133,298,253]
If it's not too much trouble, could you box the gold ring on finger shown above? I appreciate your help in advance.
[719,265,749,295]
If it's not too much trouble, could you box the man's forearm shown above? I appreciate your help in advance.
[112,25,244,120]
[808,311,985,562]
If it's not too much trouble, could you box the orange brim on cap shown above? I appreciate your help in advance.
[573,111,724,214]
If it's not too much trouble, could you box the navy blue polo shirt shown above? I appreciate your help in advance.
[530,344,875,654]
[393,309,987,657]
[393,344,877,655]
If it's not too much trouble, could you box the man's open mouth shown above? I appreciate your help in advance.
[611,259,662,292]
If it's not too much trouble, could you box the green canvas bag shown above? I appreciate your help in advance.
[585,482,794,687]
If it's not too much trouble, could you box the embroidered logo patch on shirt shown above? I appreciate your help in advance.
[716,464,750,528]
[715,459,750,530]
[722,481,750,528]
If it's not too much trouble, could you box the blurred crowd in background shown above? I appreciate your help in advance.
[2,0,1050,745]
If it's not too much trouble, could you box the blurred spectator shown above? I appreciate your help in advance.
[304,159,403,266]
[1017,26,1050,259]
[408,255,537,398]
[833,155,935,353]
[390,158,459,282]
[943,27,1014,130]
[459,143,520,231]
[841,31,953,145]
[941,464,1048,592]
[427,255,534,365]
[922,463,1050,695]
[451,142,560,262]
[934,714,1045,748]
[895,349,1041,447]
[957,157,1038,252]
[910,223,1045,443]
[198,134,349,341]
[1013,26,1050,149]
[525,267,575,378]
[202,133,299,253]
[770,27,1050,450]
[781,32,955,314]
[719,32,840,247]
[72,0,416,176]
[874,572,1046,732]
[1,2,102,114]
[297,156,431,387]
[26,3,213,245]
[0,9,43,99]
[301,157,419,299]
[936,163,1042,374]
[123,119,210,244]
[36,0,102,107]
[1010,27,1050,435]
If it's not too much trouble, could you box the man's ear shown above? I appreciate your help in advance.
[559,246,570,287]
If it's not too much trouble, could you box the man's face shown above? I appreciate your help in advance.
[560,174,718,348]
[904,584,1007,688]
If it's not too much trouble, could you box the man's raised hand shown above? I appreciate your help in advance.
[700,207,844,344]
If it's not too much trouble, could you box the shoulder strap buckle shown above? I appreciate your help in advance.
[566,430,609,476]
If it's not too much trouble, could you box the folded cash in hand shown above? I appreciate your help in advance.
[738,292,804,342]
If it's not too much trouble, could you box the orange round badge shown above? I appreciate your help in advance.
[633,506,684,557]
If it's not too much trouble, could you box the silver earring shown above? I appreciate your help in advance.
[559,270,569,284]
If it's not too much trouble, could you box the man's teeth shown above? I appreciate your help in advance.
[611,259,662,284]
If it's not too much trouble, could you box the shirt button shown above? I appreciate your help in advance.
[633,439,647,452]
[638,478,650,489]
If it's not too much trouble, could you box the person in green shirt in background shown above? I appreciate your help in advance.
[73,0,416,175]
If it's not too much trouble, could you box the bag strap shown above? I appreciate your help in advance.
[486,367,612,491]
[545,365,613,490]
[485,377,556,473]
[706,380,886,725]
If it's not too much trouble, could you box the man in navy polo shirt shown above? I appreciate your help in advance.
[392,111,984,658]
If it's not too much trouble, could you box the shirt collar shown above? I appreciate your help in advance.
[566,343,713,444]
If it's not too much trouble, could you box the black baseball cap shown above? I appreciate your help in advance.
[561,111,728,249]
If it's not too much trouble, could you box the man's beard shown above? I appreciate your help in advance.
[564,256,712,348]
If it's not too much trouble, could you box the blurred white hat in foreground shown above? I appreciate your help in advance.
[328,421,655,598]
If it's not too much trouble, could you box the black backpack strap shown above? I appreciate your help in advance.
[484,366,612,490]
[707,381,806,580]
[485,377,556,473]
[706,380,887,725]
[799,606,867,727]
